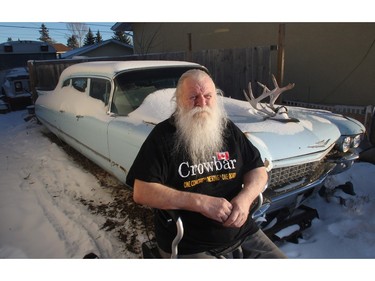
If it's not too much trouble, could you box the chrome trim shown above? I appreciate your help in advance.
[265,162,336,205]
[326,150,359,175]
[251,193,264,219]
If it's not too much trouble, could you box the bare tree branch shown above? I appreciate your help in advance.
[66,22,89,47]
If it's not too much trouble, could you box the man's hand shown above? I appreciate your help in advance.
[222,193,251,228]
[199,196,233,223]
[222,166,268,228]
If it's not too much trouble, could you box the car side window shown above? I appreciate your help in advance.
[62,79,70,88]
[72,78,87,92]
[89,78,111,105]
[111,86,134,116]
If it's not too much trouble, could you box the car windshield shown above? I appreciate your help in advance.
[111,66,206,116]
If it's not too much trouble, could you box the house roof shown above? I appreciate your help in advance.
[0,40,56,54]
[61,39,133,59]
[52,43,71,53]
[111,23,133,31]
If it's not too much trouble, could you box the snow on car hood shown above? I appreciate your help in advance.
[287,106,366,135]
[128,89,341,162]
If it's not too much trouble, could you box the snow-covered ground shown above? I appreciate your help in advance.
[1,110,375,279]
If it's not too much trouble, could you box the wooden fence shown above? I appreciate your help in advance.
[28,48,374,143]
[28,46,272,102]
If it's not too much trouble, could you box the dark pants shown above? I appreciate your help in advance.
[158,229,287,259]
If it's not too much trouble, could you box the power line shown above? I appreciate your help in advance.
[0,22,132,44]
[0,23,115,35]
[0,23,116,43]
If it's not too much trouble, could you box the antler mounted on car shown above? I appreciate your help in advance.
[244,74,297,122]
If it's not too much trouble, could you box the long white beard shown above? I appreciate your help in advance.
[174,104,227,165]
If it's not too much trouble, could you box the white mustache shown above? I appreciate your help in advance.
[189,107,212,117]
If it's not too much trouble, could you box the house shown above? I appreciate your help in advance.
[0,40,56,71]
[0,40,57,91]
[111,23,375,108]
[52,43,72,58]
[60,39,133,59]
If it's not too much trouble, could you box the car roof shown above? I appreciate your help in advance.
[5,67,28,78]
[60,60,205,78]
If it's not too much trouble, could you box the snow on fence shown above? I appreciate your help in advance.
[285,100,375,143]
[285,100,368,115]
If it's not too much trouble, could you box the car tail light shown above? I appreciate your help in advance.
[14,81,23,92]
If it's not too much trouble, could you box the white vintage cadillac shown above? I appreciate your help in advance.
[35,60,366,235]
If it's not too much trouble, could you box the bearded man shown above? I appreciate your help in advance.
[126,69,286,258]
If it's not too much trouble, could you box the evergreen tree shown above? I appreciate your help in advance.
[112,30,132,45]
[95,30,103,43]
[67,35,79,49]
[38,23,53,43]
[7,37,12,42]
[84,28,95,46]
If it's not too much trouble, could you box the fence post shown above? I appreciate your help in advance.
[27,60,37,103]
[365,105,375,145]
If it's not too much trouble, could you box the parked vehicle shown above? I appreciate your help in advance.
[1,67,32,110]
[34,60,366,238]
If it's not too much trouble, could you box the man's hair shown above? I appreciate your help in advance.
[175,69,216,105]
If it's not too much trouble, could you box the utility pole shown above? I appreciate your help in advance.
[187,33,192,61]
[277,23,286,103]
[277,23,285,85]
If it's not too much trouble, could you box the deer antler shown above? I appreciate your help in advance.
[244,74,295,118]
[244,83,277,117]
[263,75,295,109]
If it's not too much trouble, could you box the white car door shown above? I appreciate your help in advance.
[57,77,113,172]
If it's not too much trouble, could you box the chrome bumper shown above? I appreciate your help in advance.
[256,162,336,218]
[326,150,359,175]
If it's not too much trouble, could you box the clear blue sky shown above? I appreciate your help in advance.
[0,22,117,44]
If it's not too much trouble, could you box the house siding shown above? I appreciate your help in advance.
[129,22,375,106]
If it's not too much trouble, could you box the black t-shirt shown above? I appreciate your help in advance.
[126,116,265,255]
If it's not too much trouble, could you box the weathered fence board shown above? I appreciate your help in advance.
[28,46,272,102]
